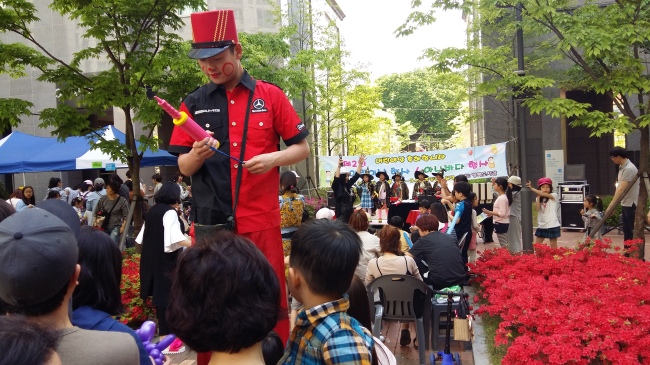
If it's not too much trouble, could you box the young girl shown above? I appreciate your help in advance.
[581,195,604,241]
[526,177,561,248]
[468,192,479,263]
[357,169,375,215]
[482,177,511,248]
[71,197,86,225]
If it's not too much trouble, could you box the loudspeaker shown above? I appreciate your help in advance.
[560,203,584,229]
[327,190,336,209]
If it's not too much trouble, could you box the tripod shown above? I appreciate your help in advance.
[299,175,321,199]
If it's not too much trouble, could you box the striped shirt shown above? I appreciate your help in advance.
[280,296,374,365]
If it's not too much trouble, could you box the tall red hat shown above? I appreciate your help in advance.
[188,10,239,59]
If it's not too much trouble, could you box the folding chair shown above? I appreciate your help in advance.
[367,275,433,365]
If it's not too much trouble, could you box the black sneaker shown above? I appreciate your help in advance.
[400,329,411,346]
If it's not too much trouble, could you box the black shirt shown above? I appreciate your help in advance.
[408,231,465,285]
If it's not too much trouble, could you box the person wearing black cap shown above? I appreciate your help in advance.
[167,10,310,347]
[0,209,139,365]
[332,155,364,223]
[391,172,409,201]
[412,170,432,199]
[357,168,375,214]
[375,170,390,220]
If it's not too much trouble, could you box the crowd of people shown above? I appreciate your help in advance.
[2,3,642,363]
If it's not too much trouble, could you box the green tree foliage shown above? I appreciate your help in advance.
[0,0,206,193]
[401,0,650,248]
[376,69,467,144]
[312,18,368,156]
[341,84,404,155]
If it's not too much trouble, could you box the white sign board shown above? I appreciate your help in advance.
[319,143,509,187]
[544,150,565,190]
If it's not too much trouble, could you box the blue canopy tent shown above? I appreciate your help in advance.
[0,126,177,173]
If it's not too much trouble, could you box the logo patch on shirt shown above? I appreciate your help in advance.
[251,98,268,113]
[296,122,305,131]
[195,109,221,115]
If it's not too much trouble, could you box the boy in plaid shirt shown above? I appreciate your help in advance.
[280,219,373,365]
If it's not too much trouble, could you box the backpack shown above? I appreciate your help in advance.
[280,194,305,228]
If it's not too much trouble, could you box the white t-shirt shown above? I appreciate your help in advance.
[537,193,560,229]
[135,210,187,252]
[355,231,380,280]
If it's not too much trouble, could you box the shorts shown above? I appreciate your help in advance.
[535,226,561,238]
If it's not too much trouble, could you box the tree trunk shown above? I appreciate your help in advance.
[123,106,145,254]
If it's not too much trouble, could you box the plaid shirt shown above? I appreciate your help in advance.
[280,296,374,365]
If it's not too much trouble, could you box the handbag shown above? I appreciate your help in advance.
[94,197,119,231]
[194,83,256,237]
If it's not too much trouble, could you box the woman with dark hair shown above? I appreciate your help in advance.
[94,180,129,243]
[365,226,422,346]
[166,232,280,365]
[44,176,67,202]
[6,188,22,208]
[71,227,150,365]
[136,181,191,342]
[15,185,36,211]
[349,210,380,280]
[279,170,305,243]
[430,203,450,232]
[0,315,60,365]
[332,155,364,223]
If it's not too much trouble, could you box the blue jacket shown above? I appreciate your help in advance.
[72,306,150,365]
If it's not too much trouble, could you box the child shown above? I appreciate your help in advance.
[71,196,86,224]
[357,169,375,215]
[482,177,511,249]
[418,199,431,215]
[451,182,473,266]
[409,199,432,238]
[526,177,561,248]
[581,194,604,241]
[468,192,479,263]
[281,219,374,364]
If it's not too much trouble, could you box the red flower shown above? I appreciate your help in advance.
[473,239,650,364]
[119,249,156,327]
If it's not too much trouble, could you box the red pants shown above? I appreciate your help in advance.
[196,227,288,365]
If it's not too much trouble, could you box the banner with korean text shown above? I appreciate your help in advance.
[318,143,508,187]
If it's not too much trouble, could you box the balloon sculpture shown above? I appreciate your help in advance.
[135,321,176,365]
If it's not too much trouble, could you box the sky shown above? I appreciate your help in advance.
[336,0,467,80]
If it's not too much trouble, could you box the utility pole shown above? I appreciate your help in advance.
[514,3,534,253]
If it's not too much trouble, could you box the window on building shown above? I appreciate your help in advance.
[257,9,275,29]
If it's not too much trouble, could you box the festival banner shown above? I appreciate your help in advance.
[318,143,508,187]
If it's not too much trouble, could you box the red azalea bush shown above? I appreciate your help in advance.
[120,248,156,327]
[303,196,328,218]
[472,239,650,364]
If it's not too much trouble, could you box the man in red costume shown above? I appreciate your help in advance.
[167,10,310,361]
